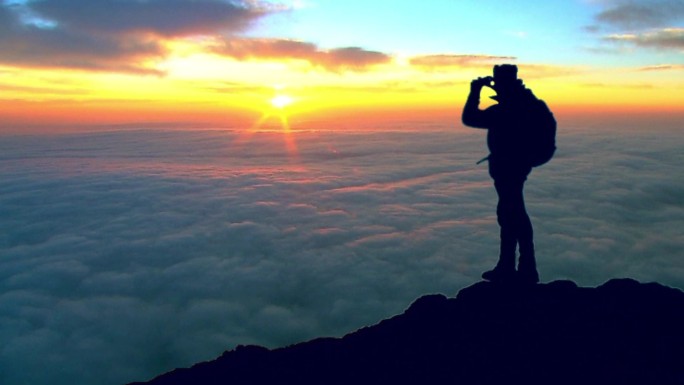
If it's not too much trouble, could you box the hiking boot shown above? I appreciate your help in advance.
[517,268,540,284]
[517,254,539,284]
[482,266,516,283]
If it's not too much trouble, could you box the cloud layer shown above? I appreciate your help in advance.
[1,123,683,385]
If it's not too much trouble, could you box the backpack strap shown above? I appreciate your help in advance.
[476,155,490,165]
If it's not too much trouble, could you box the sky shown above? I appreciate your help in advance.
[0,0,683,131]
[1,1,684,385]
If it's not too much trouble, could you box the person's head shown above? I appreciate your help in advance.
[492,64,523,99]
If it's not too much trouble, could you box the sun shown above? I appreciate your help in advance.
[270,94,294,109]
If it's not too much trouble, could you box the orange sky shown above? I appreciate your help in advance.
[1,1,682,133]
[3,57,682,134]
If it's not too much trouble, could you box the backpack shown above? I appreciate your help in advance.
[524,98,556,167]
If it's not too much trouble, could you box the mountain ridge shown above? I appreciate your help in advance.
[128,278,684,385]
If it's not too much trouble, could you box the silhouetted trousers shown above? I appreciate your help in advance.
[489,159,534,270]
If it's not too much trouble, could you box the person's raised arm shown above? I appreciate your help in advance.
[462,77,493,129]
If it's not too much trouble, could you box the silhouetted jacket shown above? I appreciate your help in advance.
[462,86,554,167]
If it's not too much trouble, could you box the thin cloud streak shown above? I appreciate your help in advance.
[211,38,391,71]
[593,0,684,30]
[604,28,684,50]
[409,54,517,69]
[637,63,684,71]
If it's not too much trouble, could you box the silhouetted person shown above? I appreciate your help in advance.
[462,64,556,284]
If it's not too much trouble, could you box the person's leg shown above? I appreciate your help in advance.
[482,179,517,282]
[496,180,518,269]
[509,174,538,283]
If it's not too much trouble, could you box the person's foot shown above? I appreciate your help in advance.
[517,254,539,284]
[517,268,540,284]
[481,266,516,283]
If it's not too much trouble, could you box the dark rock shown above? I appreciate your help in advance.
[127,279,684,385]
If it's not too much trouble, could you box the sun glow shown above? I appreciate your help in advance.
[235,91,301,160]
[271,94,294,109]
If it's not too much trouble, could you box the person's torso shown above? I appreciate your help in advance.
[485,102,533,161]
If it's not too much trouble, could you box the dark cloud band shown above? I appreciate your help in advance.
[0,0,274,73]
[595,0,684,30]
[30,0,265,36]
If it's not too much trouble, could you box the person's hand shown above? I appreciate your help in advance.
[471,76,493,92]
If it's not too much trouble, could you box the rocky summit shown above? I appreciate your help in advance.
[128,278,684,385]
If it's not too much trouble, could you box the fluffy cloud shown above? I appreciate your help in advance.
[0,0,275,73]
[212,38,391,71]
[1,124,683,385]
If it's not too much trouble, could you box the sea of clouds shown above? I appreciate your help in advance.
[1,122,682,385]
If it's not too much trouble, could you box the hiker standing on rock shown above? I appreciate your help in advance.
[462,64,556,284]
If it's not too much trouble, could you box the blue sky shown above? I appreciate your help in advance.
[247,0,668,66]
